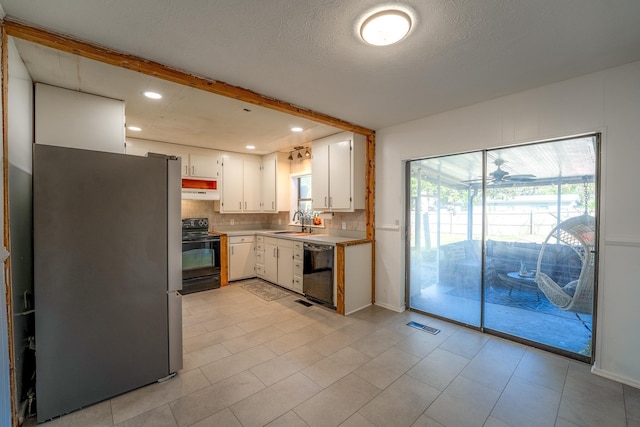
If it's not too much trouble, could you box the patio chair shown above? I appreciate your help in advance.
[535,214,596,315]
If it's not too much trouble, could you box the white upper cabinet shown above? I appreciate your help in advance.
[243,156,262,212]
[188,153,220,180]
[35,83,125,154]
[261,152,290,212]
[220,153,261,213]
[312,132,366,212]
[151,143,189,174]
[125,138,157,157]
[133,141,220,180]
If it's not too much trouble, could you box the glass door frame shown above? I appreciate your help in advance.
[404,133,600,363]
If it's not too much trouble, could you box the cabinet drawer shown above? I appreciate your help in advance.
[293,241,304,251]
[293,276,303,293]
[229,235,255,244]
[293,249,303,261]
[256,251,264,264]
[256,264,265,277]
[293,259,303,276]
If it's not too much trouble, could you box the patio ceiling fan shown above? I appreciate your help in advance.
[464,158,536,184]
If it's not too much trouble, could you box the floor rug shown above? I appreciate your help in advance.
[240,280,291,301]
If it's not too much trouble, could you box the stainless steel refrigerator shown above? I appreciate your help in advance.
[33,144,183,422]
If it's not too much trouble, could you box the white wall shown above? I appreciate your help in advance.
[6,36,35,424]
[375,60,640,387]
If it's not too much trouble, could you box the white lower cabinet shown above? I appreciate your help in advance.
[277,239,294,290]
[228,235,255,281]
[260,236,303,293]
[263,237,279,284]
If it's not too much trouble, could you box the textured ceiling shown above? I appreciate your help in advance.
[2,0,640,134]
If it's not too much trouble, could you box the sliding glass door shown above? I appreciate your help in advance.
[406,135,598,359]
[407,151,483,327]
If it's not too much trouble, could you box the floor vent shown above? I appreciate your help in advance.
[407,321,440,335]
[295,299,313,307]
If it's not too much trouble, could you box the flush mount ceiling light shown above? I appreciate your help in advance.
[360,9,411,46]
[127,126,142,131]
[246,145,255,150]
[291,126,303,132]
[143,91,162,99]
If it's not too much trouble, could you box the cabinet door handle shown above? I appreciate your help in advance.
[272,201,275,210]
[239,202,242,209]
[244,201,247,210]
[324,196,328,207]
[183,165,188,176]
[328,196,332,208]
[191,165,195,175]
[273,248,277,257]
[231,246,234,255]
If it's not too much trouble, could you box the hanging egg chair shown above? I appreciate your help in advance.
[535,214,596,314]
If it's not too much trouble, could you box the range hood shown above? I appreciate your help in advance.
[181,179,220,200]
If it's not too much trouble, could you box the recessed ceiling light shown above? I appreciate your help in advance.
[127,126,142,131]
[143,91,162,99]
[291,127,303,132]
[246,145,256,150]
[360,9,411,46]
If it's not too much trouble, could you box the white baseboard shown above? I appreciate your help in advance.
[345,303,372,316]
[591,366,640,389]
[374,302,405,313]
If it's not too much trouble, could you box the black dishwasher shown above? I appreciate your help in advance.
[303,242,334,308]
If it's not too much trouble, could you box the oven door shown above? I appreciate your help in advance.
[181,239,221,293]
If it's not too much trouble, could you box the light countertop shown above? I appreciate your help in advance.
[212,229,371,246]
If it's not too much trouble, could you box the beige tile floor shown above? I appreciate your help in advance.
[30,280,640,427]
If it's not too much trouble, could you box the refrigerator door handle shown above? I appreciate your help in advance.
[167,290,183,373]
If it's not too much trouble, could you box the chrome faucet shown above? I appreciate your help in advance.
[292,210,309,233]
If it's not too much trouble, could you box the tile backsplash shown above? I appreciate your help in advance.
[182,200,366,234]
[323,210,366,232]
[181,200,289,230]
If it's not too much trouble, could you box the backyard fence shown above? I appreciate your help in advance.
[410,209,584,249]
